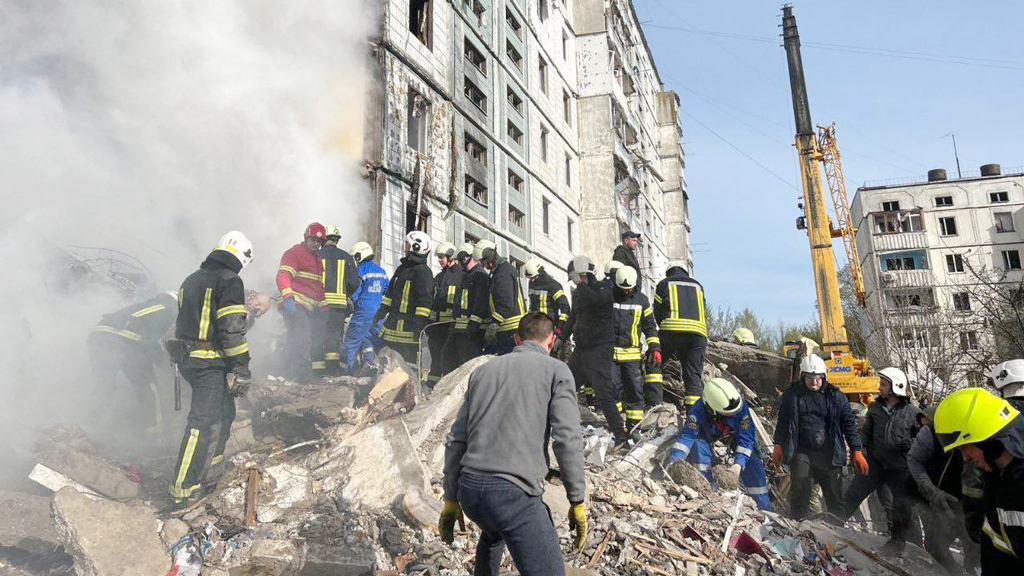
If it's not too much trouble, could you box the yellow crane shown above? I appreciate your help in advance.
[781,5,877,402]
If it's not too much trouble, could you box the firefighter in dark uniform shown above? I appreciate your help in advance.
[610,266,660,433]
[425,241,462,387]
[563,255,627,444]
[88,291,179,430]
[653,262,707,413]
[320,224,360,375]
[447,242,491,365]
[374,231,435,365]
[169,231,253,506]
[477,241,526,356]
[524,258,570,342]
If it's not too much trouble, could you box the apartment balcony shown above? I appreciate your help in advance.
[872,230,928,252]
[879,269,934,289]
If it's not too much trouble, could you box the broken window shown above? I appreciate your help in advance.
[507,120,523,146]
[462,0,485,25]
[506,85,523,116]
[938,216,957,236]
[1003,250,1022,270]
[465,174,488,206]
[508,205,525,228]
[406,90,428,153]
[409,0,432,49]
[960,331,979,352]
[464,38,486,75]
[990,191,1009,203]
[506,40,523,71]
[464,76,487,114]
[880,250,927,271]
[506,7,522,38]
[934,196,953,207]
[538,56,548,94]
[873,211,922,234]
[946,253,965,273]
[464,232,480,245]
[881,200,900,212]
[507,169,524,193]
[540,125,549,161]
[953,292,971,311]
[995,212,1015,233]
[464,133,487,166]
[405,201,430,234]
[542,198,551,234]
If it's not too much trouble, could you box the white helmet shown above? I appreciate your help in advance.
[989,359,1024,399]
[524,258,544,278]
[568,255,596,284]
[351,241,373,263]
[165,291,179,302]
[799,354,827,376]
[604,260,623,277]
[614,266,638,290]
[215,231,253,269]
[325,224,342,239]
[473,239,497,264]
[703,377,743,416]
[667,260,689,275]
[406,231,432,256]
[435,241,456,258]
[878,366,909,398]
[457,242,475,259]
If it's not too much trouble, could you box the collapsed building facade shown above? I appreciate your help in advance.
[362,0,692,288]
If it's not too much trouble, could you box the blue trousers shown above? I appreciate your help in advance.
[689,438,771,510]
[458,473,566,576]
[343,309,379,371]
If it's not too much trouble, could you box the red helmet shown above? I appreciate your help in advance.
[304,222,326,240]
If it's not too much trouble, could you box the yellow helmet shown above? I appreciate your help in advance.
[732,327,755,346]
[703,377,742,416]
[934,387,1020,452]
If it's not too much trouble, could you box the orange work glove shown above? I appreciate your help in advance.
[852,450,870,475]
[771,444,783,467]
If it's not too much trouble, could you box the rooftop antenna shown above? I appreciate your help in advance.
[944,133,962,178]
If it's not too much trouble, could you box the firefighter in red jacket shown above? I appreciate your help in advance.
[277,223,327,381]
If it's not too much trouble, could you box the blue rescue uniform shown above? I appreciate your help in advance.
[668,398,771,510]
[343,260,389,371]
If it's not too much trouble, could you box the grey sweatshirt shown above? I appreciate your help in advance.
[442,340,586,503]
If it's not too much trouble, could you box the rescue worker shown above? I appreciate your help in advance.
[603,260,623,288]
[772,355,868,520]
[447,241,491,365]
[668,378,772,510]
[88,291,178,431]
[653,262,708,413]
[169,231,253,506]
[343,241,389,374]
[610,266,660,432]
[440,312,587,575]
[425,242,462,387]
[439,242,476,375]
[276,223,327,381]
[612,231,643,291]
[934,387,1024,574]
[477,242,526,355]
[563,255,626,444]
[373,231,434,365]
[908,405,979,574]
[837,367,921,556]
[320,224,360,374]
[524,258,570,334]
[732,327,756,347]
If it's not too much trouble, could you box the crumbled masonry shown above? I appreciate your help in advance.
[3,350,952,575]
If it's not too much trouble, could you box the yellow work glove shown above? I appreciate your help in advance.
[568,502,588,550]
[438,500,464,545]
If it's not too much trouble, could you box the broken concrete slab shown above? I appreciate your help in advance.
[229,539,304,576]
[51,486,168,576]
[399,488,441,530]
[401,354,492,449]
[706,340,794,398]
[159,518,189,550]
[257,463,313,523]
[33,438,139,501]
[222,417,259,457]
[256,386,358,445]
[29,463,102,497]
[0,491,60,555]
[299,542,374,576]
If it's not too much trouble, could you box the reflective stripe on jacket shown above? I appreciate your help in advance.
[277,243,325,310]
[320,244,359,309]
[432,263,463,322]
[456,265,490,334]
[175,250,250,369]
[612,290,659,362]
[528,272,570,329]
[654,270,707,337]
[488,259,526,333]
[378,254,434,344]
[92,292,177,343]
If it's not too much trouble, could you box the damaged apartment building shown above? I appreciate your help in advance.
[362,0,691,287]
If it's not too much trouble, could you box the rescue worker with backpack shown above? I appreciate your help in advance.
[343,241,388,374]
[373,231,435,365]
[319,224,359,375]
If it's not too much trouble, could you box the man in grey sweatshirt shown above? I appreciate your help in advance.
[440,311,587,576]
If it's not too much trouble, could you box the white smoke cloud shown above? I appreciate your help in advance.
[0,0,374,472]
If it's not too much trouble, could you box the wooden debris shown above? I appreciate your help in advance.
[837,536,916,576]
[586,527,615,567]
[244,466,260,528]
[634,541,713,565]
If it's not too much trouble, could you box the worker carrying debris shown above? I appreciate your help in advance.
[444,241,490,366]
[613,230,643,291]
[319,224,360,375]
[277,223,328,381]
[373,231,434,365]
[564,255,628,445]
[88,290,179,433]
[611,265,661,432]
[653,262,708,413]
[524,257,570,343]
[935,387,1024,574]
[424,241,462,387]
[476,240,525,355]
[343,241,388,374]
[441,311,587,575]
[836,366,921,557]
[167,231,253,507]
[668,377,772,510]
[772,355,867,520]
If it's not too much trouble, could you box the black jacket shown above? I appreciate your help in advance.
[613,245,642,290]
[861,398,921,470]
[92,292,177,345]
[566,276,614,348]
[611,288,659,362]
[654,268,707,337]
[458,264,491,335]
[488,259,526,334]
[320,244,360,310]
[528,272,570,331]
[375,254,434,344]
[432,263,464,323]
[907,424,963,499]
[774,380,862,468]
[977,416,1024,563]
[175,250,250,373]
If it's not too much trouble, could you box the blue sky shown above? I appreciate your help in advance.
[635,0,1024,324]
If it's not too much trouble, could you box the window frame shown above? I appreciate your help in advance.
[989,191,1009,204]
[934,196,953,207]
[1003,249,1022,270]
[995,212,1015,233]
[938,216,958,237]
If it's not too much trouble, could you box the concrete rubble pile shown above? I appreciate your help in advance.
[2,350,947,576]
